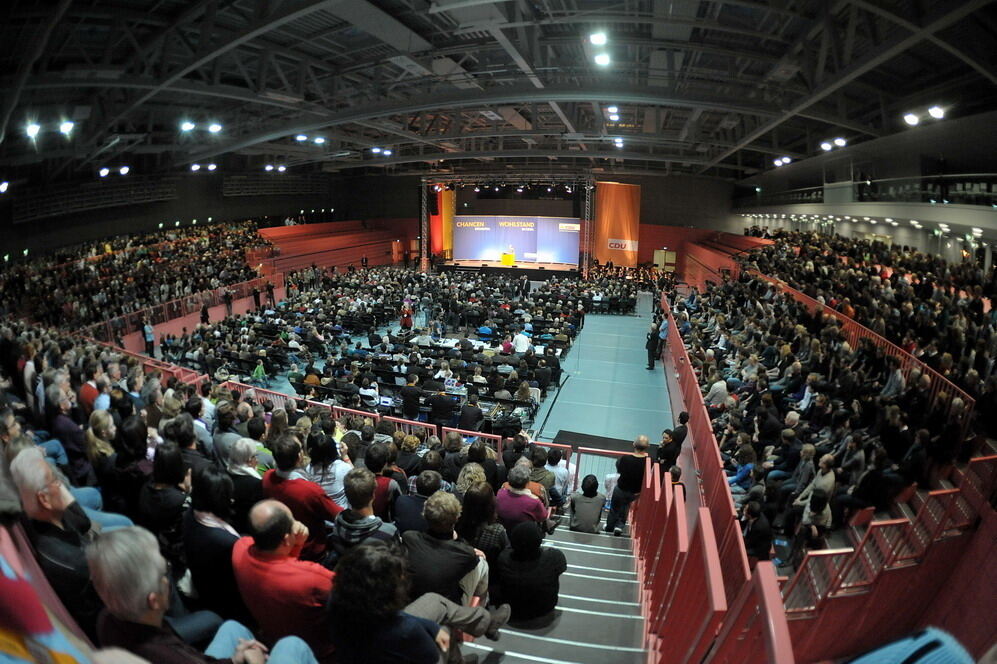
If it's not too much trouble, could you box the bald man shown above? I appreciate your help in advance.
[231,500,335,663]
[605,435,649,536]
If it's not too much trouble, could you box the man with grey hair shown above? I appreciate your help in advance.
[89,526,318,664]
[10,446,102,637]
[47,383,94,487]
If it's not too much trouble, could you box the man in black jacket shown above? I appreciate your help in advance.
[645,323,661,370]
[457,393,484,431]
[400,374,423,421]
[741,501,772,564]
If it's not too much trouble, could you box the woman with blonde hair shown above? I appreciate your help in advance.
[514,381,533,403]
[455,462,486,502]
[85,409,117,464]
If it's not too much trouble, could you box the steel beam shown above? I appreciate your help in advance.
[698,0,991,174]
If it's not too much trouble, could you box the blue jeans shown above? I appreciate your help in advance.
[766,469,791,483]
[83,506,134,531]
[38,439,69,467]
[204,620,318,664]
[70,486,103,510]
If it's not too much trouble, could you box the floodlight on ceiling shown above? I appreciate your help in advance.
[928,106,945,119]
[295,134,308,141]
[118,166,129,175]
[0,181,8,194]
[774,158,783,167]
[589,32,607,46]
[314,137,325,144]
[372,147,382,154]
[25,123,40,139]
[276,165,286,172]
[383,149,393,156]
[59,121,74,136]
[206,163,217,171]
[264,164,274,171]
[820,142,833,151]
[99,167,110,177]
[208,123,223,133]
[190,163,201,171]
[594,53,611,66]
[833,137,847,147]
[180,121,196,132]
[781,156,791,164]
[903,113,919,126]
[608,113,620,121]
[607,105,618,114]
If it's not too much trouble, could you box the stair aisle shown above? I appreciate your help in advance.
[464,528,646,664]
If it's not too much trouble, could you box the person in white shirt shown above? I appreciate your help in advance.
[703,373,729,407]
[512,329,532,354]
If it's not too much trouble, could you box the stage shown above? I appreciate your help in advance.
[438,260,579,279]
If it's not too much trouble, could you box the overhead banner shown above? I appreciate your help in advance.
[594,181,641,267]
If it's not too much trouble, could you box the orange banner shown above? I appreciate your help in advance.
[594,181,641,267]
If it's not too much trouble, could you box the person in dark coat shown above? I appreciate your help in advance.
[741,501,772,566]
[494,521,567,623]
[645,324,661,370]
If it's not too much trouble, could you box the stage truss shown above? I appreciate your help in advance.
[419,174,596,276]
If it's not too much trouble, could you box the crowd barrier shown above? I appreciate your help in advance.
[660,294,751,603]
[82,273,285,343]
[381,416,438,439]
[571,446,626,496]
[748,270,975,432]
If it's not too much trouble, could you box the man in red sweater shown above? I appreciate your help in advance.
[232,500,335,663]
[262,434,342,561]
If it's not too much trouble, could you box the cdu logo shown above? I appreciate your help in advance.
[608,238,638,251]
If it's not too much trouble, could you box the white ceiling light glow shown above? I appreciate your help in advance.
[59,121,74,135]
[594,53,611,66]
[208,123,222,133]
[928,106,945,119]
[903,113,919,126]
[180,121,196,132]
[589,32,607,45]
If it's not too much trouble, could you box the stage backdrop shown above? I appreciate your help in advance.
[452,215,580,264]
[594,181,641,267]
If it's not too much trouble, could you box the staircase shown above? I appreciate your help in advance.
[464,529,647,664]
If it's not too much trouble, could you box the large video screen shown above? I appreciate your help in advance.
[452,215,580,265]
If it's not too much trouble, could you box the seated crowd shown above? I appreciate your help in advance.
[672,268,971,568]
[0,314,629,662]
[748,230,997,438]
[0,220,271,329]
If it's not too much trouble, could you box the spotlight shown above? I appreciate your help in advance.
[473,186,480,192]
[59,121,74,135]
[589,32,607,46]
[494,186,500,191]
[99,167,110,177]
[175,221,180,227]
[547,186,552,192]
[516,187,523,193]
[383,149,393,156]
[295,134,308,141]
[594,53,611,66]
[833,137,847,147]
[820,142,833,151]
[608,113,620,121]
[781,156,791,164]
[314,137,325,144]
[607,105,618,114]
[903,113,919,126]
[118,166,129,175]
[207,163,217,171]
[265,164,274,171]
[0,181,7,193]
[371,147,382,154]
[928,106,945,119]
[180,121,196,132]
[26,123,40,139]
[774,158,783,167]
[277,165,286,172]
[208,123,222,133]
[191,163,201,171]
[208,217,212,221]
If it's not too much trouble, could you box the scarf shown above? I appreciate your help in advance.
[194,510,239,537]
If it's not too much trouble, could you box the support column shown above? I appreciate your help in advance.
[420,182,429,273]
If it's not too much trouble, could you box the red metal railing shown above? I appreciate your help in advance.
[81,273,285,343]
[660,293,751,603]
[748,270,974,429]
[441,427,503,451]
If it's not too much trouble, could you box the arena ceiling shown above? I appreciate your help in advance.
[1,0,996,184]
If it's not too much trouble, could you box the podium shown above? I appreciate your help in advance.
[500,251,516,266]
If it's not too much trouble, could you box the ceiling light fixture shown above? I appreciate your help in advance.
[276,165,286,172]
[59,121,74,135]
[928,106,945,119]
[833,137,847,147]
[264,164,274,171]
[371,147,382,154]
[99,167,110,177]
[295,134,308,141]
[383,149,393,156]
[903,113,919,126]
[589,32,607,45]
[608,113,620,121]
[190,163,201,171]
[181,121,196,132]
[118,166,129,175]
[0,182,8,194]
[780,156,791,164]
[207,163,217,171]
[313,137,325,144]
[594,53,611,66]
[208,123,222,133]
[820,142,833,151]
[25,123,40,139]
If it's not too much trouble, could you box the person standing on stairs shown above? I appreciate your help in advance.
[606,436,649,536]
